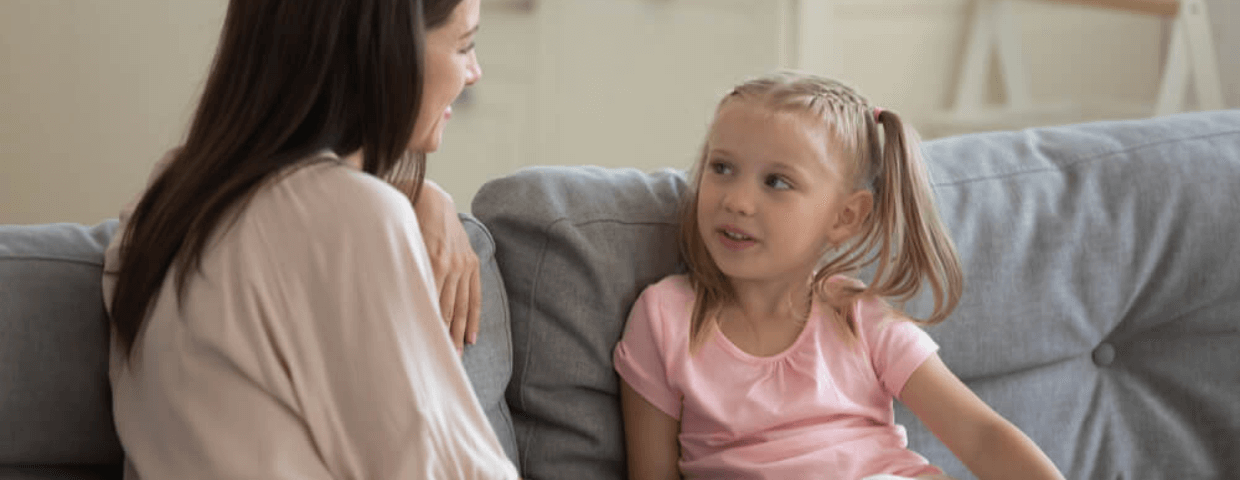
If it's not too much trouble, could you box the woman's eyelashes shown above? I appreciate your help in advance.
[458,41,476,54]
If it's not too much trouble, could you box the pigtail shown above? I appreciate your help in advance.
[683,72,962,354]
[859,109,963,326]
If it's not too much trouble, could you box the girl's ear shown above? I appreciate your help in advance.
[831,189,873,241]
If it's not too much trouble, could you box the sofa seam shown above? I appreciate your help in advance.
[515,217,556,472]
[476,220,517,388]
[0,256,106,268]
[490,261,515,384]
[503,214,676,472]
[564,218,678,228]
[932,128,1240,188]
[461,215,518,413]
[497,400,519,470]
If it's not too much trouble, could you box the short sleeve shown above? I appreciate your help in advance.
[613,285,682,420]
[855,297,939,399]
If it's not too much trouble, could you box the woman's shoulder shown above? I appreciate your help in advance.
[226,159,421,261]
[261,160,412,223]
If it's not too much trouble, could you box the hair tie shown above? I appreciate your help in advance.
[873,107,884,121]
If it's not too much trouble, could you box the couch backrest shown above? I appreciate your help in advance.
[897,110,1240,478]
[473,110,1240,479]
[0,214,519,476]
[475,166,687,479]
[0,221,124,475]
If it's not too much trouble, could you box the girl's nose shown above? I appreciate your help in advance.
[721,185,755,216]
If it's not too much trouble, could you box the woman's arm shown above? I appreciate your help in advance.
[256,169,517,478]
[403,178,482,353]
[620,379,682,480]
[900,354,1064,480]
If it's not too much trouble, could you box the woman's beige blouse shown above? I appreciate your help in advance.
[101,154,518,479]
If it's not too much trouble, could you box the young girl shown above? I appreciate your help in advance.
[613,71,1063,480]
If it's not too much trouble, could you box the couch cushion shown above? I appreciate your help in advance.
[0,221,124,465]
[473,167,687,479]
[893,110,1240,479]
[0,214,518,470]
[473,110,1240,479]
[459,213,520,467]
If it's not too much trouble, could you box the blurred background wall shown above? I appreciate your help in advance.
[2,0,1235,224]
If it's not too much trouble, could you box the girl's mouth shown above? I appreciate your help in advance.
[717,227,756,251]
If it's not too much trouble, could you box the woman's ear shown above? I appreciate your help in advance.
[832,189,873,240]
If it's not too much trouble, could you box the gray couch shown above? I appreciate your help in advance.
[3,110,1238,479]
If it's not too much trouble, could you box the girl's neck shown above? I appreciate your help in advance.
[717,276,814,357]
[726,276,813,325]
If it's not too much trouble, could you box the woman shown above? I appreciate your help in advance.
[102,0,518,478]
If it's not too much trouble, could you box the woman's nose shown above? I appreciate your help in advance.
[466,54,482,85]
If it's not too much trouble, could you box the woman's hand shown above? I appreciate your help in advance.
[406,179,482,354]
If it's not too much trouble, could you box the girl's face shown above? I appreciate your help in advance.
[410,0,483,153]
[696,100,868,286]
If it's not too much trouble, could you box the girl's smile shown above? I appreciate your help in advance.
[696,99,856,286]
[716,225,757,251]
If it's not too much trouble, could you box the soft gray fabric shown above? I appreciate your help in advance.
[894,110,1240,479]
[0,214,518,473]
[473,166,687,480]
[459,214,520,467]
[472,110,1240,479]
[0,221,124,467]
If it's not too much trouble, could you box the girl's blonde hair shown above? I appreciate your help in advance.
[678,70,963,349]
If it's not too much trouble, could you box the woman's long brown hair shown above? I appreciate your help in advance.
[109,0,463,360]
[679,71,963,350]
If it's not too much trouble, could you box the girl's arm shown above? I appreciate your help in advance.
[900,354,1064,480]
[620,379,682,480]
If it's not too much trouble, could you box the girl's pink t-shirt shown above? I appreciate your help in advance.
[614,275,942,480]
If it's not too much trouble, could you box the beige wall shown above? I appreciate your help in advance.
[2,0,1235,225]
[1208,0,1240,108]
[795,0,1167,139]
[1,1,225,225]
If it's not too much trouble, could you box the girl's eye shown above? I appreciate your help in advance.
[766,175,792,190]
[709,161,731,175]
